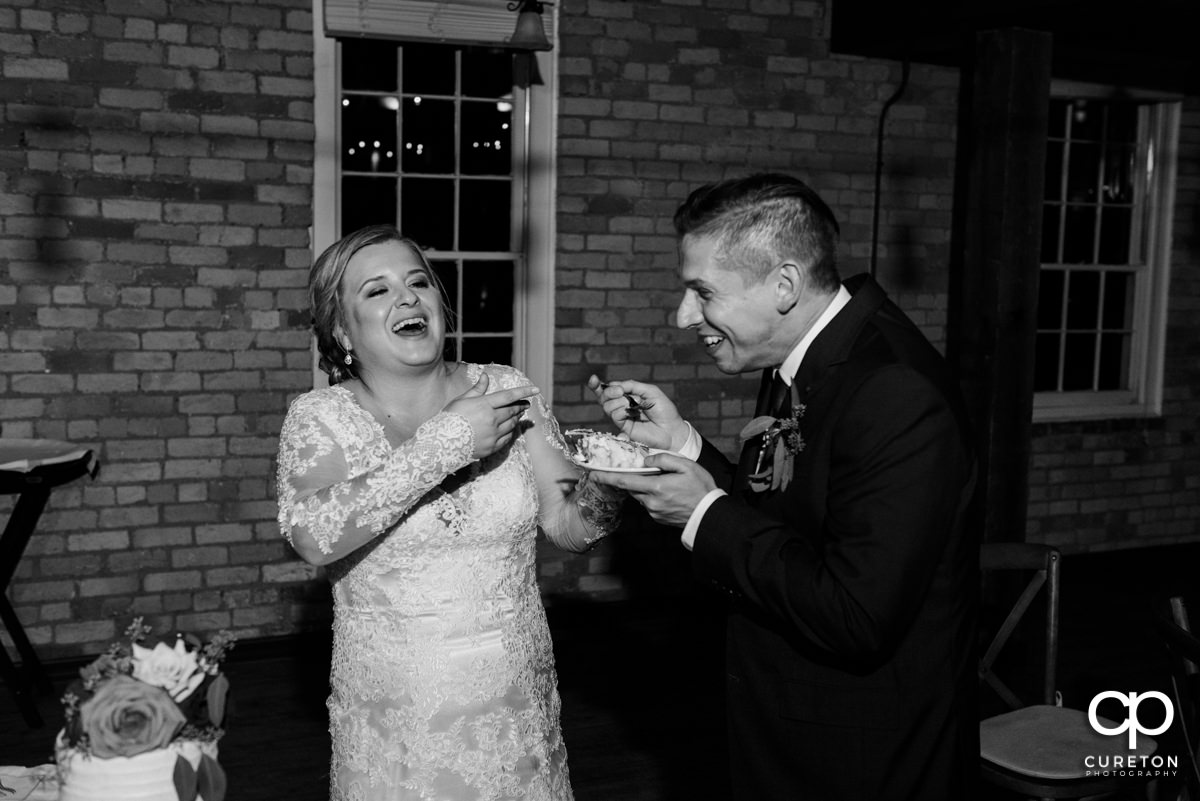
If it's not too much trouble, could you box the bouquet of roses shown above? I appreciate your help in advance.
[58,617,235,801]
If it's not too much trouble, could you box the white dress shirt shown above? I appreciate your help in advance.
[678,285,851,550]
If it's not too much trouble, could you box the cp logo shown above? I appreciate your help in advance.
[1088,691,1174,749]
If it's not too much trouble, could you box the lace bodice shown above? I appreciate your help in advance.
[275,363,610,801]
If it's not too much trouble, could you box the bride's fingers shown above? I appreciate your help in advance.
[489,385,537,408]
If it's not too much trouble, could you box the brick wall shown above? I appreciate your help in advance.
[0,0,320,659]
[535,0,965,595]
[1,0,1197,660]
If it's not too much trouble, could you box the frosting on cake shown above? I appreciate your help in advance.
[56,735,218,801]
[566,429,651,469]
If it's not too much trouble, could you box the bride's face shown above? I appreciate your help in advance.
[337,241,446,375]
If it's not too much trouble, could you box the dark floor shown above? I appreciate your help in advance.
[1,541,1197,800]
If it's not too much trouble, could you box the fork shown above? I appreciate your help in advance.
[600,382,650,421]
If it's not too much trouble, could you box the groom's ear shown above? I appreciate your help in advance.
[774,261,805,313]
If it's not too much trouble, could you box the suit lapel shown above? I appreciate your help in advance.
[792,274,886,406]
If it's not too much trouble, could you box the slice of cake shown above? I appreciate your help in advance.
[564,429,652,469]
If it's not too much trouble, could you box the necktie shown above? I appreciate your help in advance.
[767,369,792,419]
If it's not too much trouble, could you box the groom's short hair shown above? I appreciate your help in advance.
[673,173,841,292]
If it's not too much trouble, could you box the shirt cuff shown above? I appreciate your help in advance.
[676,421,702,461]
[680,488,727,551]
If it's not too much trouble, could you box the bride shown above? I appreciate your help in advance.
[275,225,621,800]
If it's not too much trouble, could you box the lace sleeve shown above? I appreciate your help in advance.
[275,392,476,564]
[491,367,623,552]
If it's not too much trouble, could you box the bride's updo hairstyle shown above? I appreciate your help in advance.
[309,225,448,385]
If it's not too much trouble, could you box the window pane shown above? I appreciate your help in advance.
[1107,103,1139,142]
[462,49,514,98]
[342,95,398,173]
[1098,207,1132,264]
[343,40,398,92]
[1066,271,1100,330]
[1047,99,1068,139]
[1103,143,1135,204]
[1070,100,1103,141]
[1066,142,1099,202]
[337,39,527,376]
[461,101,512,176]
[462,336,512,365]
[402,98,455,174]
[1101,271,1133,330]
[341,176,396,236]
[401,178,454,250]
[1063,207,1096,264]
[402,43,456,95]
[1097,332,1130,390]
[459,180,511,250]
[1041,205,1062,263]
[462,261,514,332]
[1062,333,1096,390]
[1034,333,1061,392]
[1037,269,1064,329]
[1044,142,1064,202]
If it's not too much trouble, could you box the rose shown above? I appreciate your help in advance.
[79,674,185,758]
[132,639,205,702]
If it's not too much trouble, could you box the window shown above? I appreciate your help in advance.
[311,0,558,395]
[1034,85,1180,422]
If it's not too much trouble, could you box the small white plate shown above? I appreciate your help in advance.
[573,459,661,474]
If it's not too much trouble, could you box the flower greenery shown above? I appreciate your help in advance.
[59,618,236,801]
[738,401,807,492]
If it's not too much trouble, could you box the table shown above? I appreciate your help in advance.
[0,439,98,728]
[0,764,57,800]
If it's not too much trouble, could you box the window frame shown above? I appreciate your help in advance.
[1033,80,1180,423]
[310,0,558,401]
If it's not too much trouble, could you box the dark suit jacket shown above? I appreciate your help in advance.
[693,274,979,801]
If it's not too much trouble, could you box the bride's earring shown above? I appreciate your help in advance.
[343,352,353,365]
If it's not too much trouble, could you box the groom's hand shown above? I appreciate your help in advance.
[589,453,716,528]
[586,375,690,452]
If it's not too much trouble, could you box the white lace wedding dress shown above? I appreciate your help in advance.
[276,363,613,801]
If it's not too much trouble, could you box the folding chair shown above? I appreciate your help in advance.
[1155,596,1200,801]
[978,542,1156,799]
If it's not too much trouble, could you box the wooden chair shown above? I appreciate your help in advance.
[1155,596,1200,801]
[978,542,1156,799]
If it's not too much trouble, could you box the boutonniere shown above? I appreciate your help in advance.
[738,401,806,492]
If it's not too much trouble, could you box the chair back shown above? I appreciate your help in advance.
[1156,596,1200,800]
[979,542,1060,710]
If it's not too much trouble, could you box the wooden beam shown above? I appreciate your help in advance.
[953,28,1052,545]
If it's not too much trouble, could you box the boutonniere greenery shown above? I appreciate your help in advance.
[738,401,806,492]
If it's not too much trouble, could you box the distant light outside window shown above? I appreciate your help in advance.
[1034,94,1179,421]
[339,40,517,365]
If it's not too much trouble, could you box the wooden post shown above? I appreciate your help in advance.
[952,28,1052,546]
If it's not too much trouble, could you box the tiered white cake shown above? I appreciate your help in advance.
[56,735,218,801]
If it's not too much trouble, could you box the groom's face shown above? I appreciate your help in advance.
[675,234,781,375]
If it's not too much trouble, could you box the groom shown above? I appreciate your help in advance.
[589,173,979,800]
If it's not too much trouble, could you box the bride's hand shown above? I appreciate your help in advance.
[586,375,689,452]
[445,373,538,460]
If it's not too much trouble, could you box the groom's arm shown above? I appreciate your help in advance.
[696,438,736,491]
[688,368,972,666]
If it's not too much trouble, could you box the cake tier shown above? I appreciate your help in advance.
[56,734,218,801]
